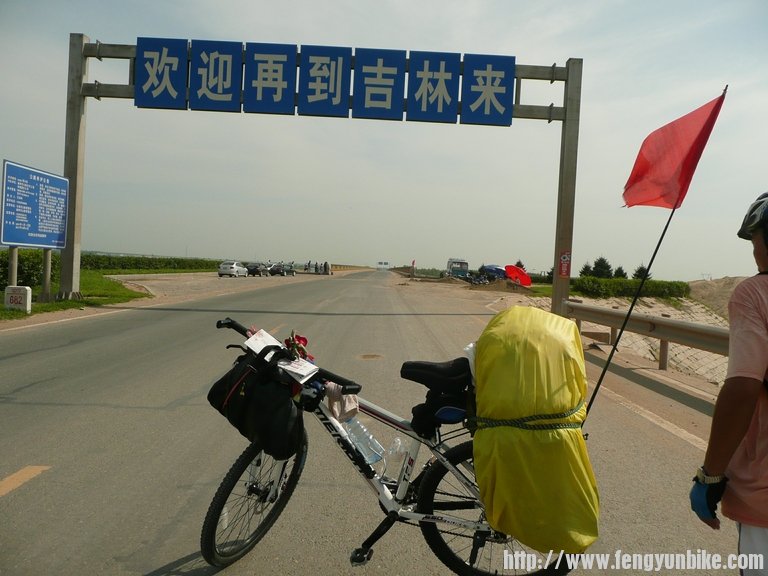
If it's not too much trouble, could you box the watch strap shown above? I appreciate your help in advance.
[696,467,725,484]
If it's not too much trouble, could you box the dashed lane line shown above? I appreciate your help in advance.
[0,466,51,497]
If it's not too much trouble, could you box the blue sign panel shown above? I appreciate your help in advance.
[1,160,68,249]
[406,51,461,123]
[297,45,352,117]
[244,43,297,114]
[189,40,243,112]
[352,48,406,120]
[134,37,189,109]
[460,54,516,126]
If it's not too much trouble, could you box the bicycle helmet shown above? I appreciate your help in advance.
[737,192,768,241]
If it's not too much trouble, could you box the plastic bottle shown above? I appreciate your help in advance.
[383,437,406,481]
[343,417,384,464]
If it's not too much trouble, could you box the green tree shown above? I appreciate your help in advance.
[592,256,613,279]
[633,264,651,280]
[613,266,628,279]
[579,262,593,277]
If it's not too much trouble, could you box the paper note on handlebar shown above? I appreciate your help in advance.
[245,329,320,384]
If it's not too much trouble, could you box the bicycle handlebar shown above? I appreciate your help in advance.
[315,368,362,395]
[216,317,250,337]
[216,318,363,395]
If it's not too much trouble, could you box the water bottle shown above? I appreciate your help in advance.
[383,437,406,481]
[343,417,384,464]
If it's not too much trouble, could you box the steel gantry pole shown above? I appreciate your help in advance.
[59,33,89,300]
[550,58,582,316]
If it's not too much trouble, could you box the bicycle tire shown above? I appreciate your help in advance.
[418,441,569,576]
[200,430,308,566]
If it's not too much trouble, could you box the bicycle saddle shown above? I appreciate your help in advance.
[400,357,471,395]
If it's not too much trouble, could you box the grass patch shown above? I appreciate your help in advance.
[0,269,151,321]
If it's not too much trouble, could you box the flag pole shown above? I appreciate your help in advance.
[585,206,677,415]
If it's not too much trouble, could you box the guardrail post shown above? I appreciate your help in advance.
[659,340,669,370]
[658,313,671,370]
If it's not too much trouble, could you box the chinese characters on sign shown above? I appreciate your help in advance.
[134,38,516,126]
[1,160,69,249]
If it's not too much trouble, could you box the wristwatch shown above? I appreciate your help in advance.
[696,466,725,484]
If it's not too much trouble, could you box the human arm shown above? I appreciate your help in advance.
[692,376,762,529]
[703,376,763,476]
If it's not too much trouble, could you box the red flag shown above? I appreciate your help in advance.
[623,92,725,209]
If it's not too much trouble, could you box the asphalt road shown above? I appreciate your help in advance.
[0,270,739,575]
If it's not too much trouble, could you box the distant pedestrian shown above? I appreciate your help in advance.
[691,192,768,575]
[315,262,319,274]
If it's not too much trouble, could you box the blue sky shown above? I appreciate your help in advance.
[1,0,766,280]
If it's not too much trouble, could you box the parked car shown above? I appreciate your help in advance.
[246,262,267,277]
[267,262,296,277]
[218,261,248,277]
[479,264,507,280]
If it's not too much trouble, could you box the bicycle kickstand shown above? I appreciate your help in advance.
[350,511,399,567]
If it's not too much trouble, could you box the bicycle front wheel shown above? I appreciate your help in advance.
[200,430,308,566]
[418,441,569,576]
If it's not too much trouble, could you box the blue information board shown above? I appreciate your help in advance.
[460,54,516,126]
[297,45,353,117]
[1,160,69,249]
[132,37,517,126]
[189,40,243,112]
[243,43,298,114]
[406,51,461,123]
[134,37,189,109]
[352,48,406,120]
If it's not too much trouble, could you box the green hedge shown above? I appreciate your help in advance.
[1,250,221,291]
[79,253,219,271]
[572,276,690,298]
[0,249,60,291]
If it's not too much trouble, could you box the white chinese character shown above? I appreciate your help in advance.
[142,47,180,99]
[307,55,344,105]
[362,58,396,110]
[251,53,289,102]
[413,60,453,113]
[197,51,233,101]
[469,64,506,115]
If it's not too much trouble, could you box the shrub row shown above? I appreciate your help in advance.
[0,250,221,291]
[79,253,219,271]
[572,276,690,298]
[0,249,60,290]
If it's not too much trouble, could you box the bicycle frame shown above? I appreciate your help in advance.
[311,393,487,532]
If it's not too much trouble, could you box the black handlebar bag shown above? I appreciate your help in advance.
[208,345,303,460]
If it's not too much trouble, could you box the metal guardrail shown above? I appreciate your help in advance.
[563,300,729,370]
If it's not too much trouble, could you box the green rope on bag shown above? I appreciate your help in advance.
[470,400,585,431]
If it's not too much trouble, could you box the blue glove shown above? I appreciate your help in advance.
[690,476,727,522]
[299,380,326,412]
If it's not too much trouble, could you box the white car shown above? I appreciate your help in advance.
[218,261,248,277]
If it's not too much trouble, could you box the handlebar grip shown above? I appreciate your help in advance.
[316,367,362,395]
[216,317,250,337]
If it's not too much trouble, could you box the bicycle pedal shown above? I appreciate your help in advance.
[350,547,374,566]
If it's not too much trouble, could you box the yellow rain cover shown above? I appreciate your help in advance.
[473,306,599,554]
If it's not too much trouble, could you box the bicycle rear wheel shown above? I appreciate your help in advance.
[418,441,569,576]
[200,430,308,566]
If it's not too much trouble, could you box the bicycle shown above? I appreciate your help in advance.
[200,317,569,576]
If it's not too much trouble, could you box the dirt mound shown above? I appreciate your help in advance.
[687,276,747,320]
